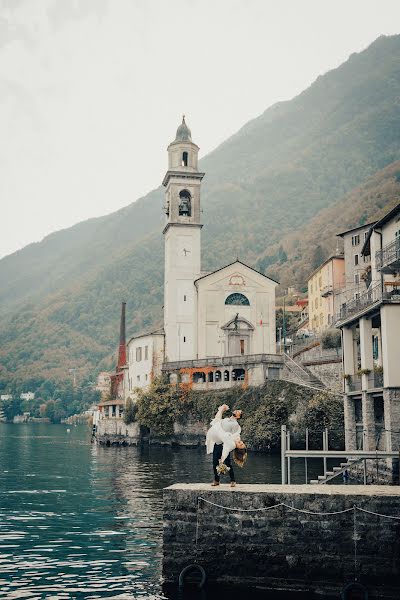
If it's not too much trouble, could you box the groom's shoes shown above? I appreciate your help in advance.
[230,482,236,488]
[211,481,220,486]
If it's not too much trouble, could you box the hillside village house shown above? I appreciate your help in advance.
[101,118,283,417]
[336,222,375,308]
[336,204,400,456]
[307,255,345,334]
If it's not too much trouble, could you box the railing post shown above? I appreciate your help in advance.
[323,428,328,477]
[305,428,309,484]
[281,425,287,485]
[287,429,291,485]
[363,458,367,485]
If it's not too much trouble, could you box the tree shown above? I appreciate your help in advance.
[311,245,326,269]
[124,398,137,424]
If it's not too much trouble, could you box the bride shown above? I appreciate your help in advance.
[206,404,247,487]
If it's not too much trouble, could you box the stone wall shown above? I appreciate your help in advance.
[96,418,206,447]
[163,483,400,597]
[96,419,141,445]
[304,360,343,392]
[293,343,343,393]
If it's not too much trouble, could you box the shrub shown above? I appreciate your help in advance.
[123,398,138,424]
[321,329,341,351]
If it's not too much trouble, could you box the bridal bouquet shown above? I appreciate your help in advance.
[216,462,230,475]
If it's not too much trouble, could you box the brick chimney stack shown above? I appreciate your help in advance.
[117,302,127,369]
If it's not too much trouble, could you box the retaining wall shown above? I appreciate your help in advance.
[163,483,400,597]
[96,419,141,445]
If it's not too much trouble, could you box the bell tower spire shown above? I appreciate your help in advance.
[162,116,205,362]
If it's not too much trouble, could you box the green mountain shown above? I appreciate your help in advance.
[2,34,400,386]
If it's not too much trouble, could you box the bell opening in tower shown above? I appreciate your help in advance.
[182,151,188,167]
[178,190,191,216]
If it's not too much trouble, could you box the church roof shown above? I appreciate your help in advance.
[175,115,192,142]
[126,328,164,346]
[194,259,279,285]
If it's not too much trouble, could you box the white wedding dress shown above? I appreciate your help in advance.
[206,406,241,463]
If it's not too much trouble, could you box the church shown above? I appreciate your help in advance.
[122,117,283,403]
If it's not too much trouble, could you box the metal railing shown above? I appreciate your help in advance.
[376,238,400,270]
[280,425,399,485]
[346,374,362,392]
[337,283,382,321]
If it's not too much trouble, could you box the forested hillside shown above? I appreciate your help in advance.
[2,34,400,387]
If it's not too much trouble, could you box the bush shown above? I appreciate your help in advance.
[321,329,341,351]
[299,391,344,448]
[123,398,138,424]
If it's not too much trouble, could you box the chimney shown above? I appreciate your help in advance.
[117,302,127,369]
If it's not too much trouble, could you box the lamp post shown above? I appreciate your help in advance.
[283,294,287,350]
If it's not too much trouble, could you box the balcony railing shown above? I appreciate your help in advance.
[321,285,333,297]
[337,283,382,321]
[346,374,362,392]
[162,353,284,371]
[376,238,400,271]
[336,282,400,322]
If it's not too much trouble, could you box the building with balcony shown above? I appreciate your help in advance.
[307,255,345,333]
[336,204,400,459]
[337,222,376,306]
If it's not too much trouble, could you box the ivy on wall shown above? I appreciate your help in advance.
[135,378,344,450]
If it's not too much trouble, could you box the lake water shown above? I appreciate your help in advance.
[0,423,330,599]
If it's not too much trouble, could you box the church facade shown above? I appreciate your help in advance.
[125,118,283,398]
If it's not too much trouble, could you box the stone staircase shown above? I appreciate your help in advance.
[281,353,326,392]
[310,458,362,484]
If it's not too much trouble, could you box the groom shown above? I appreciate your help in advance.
[212,405,243,487]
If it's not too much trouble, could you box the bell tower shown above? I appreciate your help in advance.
[162,116,205,362]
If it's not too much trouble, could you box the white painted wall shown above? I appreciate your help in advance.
[381,304,400,388]
[127,333,165,396]
[196,263,277,358]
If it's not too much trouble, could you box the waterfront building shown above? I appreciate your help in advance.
[98,303,127,419]
[20,392,35,401]
[123,118,282,397]
[0,394,13,401]
[336,203,400,454]
[307,255,345,333]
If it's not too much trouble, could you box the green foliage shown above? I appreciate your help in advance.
[0,381,100,423]
[2,396,22,421]
[135,379,340,451]
[123,398,138,425]
[311,245,326,270]
[321,329,342,350]
[299,391,344,448]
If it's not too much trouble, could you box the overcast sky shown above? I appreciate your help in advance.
[1,0,400,259]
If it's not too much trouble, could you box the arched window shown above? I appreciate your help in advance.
[224,370,230,381]
[182,151,188,167]
[215,370,222,382]
[225,293,250,306]
[208,372,214,383]
[179,190,191,217]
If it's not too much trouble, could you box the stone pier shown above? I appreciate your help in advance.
[163,484,400,597]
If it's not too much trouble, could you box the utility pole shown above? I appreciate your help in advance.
[278,327,282,354]
[283,293,287,350]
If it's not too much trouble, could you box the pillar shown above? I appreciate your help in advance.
[361,391,375,451]
[342,326,355,393]
[359,317,373,390]
[381,305,400,388]
[343,395,356,451]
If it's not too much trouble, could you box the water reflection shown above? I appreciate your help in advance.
[0,424,330,599]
